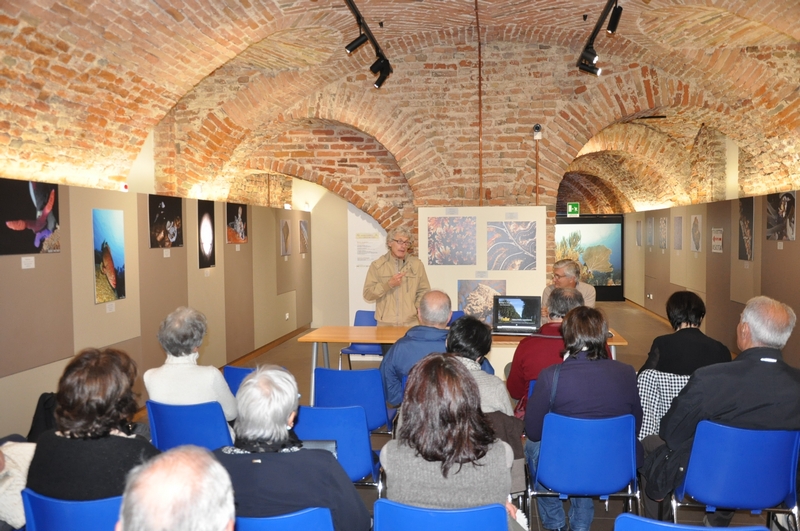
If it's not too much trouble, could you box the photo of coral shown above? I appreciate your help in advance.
[299,219,310,254]
[691,215,702,252]
[486,221,536,270]
[738,199,753,261]
[280,219,291,256]
[555,222,622,287]
[427,216,477,265]
[766,191,795,241]
[226,203,247,244]
[0,178,60,255]
[673,217,682,250]
[198,200,215,269]
[148,195,182,248]
[646,217,654,246]
[659,217,668,249]
[93,209,125,304]
[457,280,506,325]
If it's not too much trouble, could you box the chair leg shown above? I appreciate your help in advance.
[671,495,679,524]
[346,353,352,370]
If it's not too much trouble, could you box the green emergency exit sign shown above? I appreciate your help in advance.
[567,202,580,217]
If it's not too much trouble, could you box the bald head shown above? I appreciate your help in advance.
[418,290,452,328]
[117,446,234,531]
[738,296,797,351]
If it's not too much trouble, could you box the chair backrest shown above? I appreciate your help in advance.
[146,400,233,451]
[236,507,334,531]
[537,413,637,496]
[448,310,465,326]
[528,379,536,397]
[676,421,800,510]
[22,488,122,531]
[353,310,378,326]
[373,499,507,531]
[342,310,383,354]
[223,365,255,396]
[293,405,377,482]
[615,513,769,531]
[314,368,392,432]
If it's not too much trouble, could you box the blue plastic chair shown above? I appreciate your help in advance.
[447,310,465,326]
[293,405,381,491]
[339,310,382,369]
[314,368,396,433]
[528,379,536,397]
[236,507,334,531]
[615,513,769,531]
[373,499,507,531]
[532,413,640,517]
[146,400,233,451]
[223,365,255,395]
[22,488,122,531]
[671,421,800,525]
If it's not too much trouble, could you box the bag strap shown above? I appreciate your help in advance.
[548,363,562,412]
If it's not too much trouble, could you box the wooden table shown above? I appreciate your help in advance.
[298,326,627,404]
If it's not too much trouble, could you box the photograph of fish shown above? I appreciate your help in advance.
[673,217,683,250]
[457,280,506,325]
[766,191,795,241]
[92,209,125,304]
[280,219,291,256]
[738,199,753,261]
[148,195,183,248]
[690,215,702,252]
[427,216,477,266]
[198,200,216,269]
[0,178,60,255]
[226,203,247,244]
[299,219,310,254]
[487,221,536,271]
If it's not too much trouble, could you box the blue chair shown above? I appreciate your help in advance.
[532,413,640,519]
[373,499,507,531]
[146,400,233,451]
[293,405,381,492]
[223,365,255,395]
[314,368,396,433]
[339,310,382,369]
[671,421,800,525]
[447,310,465,326]
[528,379,536,397]
[615,513,769,531]
[236,507,334,531]
[22,488,122,531]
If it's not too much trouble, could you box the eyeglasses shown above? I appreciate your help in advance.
[552,273,570,280]
[392,239,411,247]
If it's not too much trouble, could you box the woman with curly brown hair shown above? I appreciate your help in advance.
[26,348,159,500]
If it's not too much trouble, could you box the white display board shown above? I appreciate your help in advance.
[347,203,385,322]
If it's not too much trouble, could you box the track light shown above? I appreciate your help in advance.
[580,47,599,65]
[374,60,392,89]
[578,62,602,76]
[345,33,368,54]
[370,57,387,74]
[606,5,623,34]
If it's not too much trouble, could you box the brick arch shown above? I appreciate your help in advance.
[557,172,634,215]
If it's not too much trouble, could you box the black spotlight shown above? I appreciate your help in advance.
[370,57,388,74]
[345,33,368,54]
[578,62,602,76]
[374,60,392,89]
[607,5,623,34]
[580,47,599,65]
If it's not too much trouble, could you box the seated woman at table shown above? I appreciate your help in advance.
[144,306,237,422]
[26,348,160,500]
[524,306,642,531]
[380,353,524,530]
[639,291,731,376]
[213,366,370,531]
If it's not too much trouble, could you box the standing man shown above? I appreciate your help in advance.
[364,227,430,327]
[542,259,595,321]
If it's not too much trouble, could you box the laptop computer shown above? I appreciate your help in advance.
[491,295,541,336]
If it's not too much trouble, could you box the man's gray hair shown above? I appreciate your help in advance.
[157,307,207,356]
[118,445,234,531]
[234,365,299,443]
[419,290,452,326]
[386,227,411,247]
[548,287,585,319]
[742,296,797,349]
[553,259,581,279]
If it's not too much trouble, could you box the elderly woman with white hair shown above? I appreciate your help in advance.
[144,307,237,422]
[213,366,370,531]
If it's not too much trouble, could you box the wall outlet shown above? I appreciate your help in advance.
[285,313,289,321]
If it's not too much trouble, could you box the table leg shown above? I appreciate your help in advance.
[310,341,319,406]
[610,345,617,360]
[322,342,330,369]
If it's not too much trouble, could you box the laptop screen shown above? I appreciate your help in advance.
[492,295,541,333]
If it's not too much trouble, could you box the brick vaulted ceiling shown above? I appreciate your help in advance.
[1,0,798,228]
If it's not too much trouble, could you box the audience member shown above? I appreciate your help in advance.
[446,316,513,415]
[145,307,237,422]
[117,445,234,531]
[213,366,370,531]
[26,348,160,500]
[0,438,35,531]
[542,259,595,320]
[379,290,452,406]
[525,307,642,531]
[641,296,800,525]
[363,227,430,327]
[639,291,730,375]
[507,287,584,413]
[380,353,524,531]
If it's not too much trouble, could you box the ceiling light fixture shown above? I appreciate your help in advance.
[576,0,617,76]
[578,62,602,76]
[606,4,623,34]
[344,0,393,88]
[345,33,368,54]
[374,60,392,88]
[580,47,599,65]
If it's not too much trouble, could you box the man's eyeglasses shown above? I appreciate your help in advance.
[392,240,411,247]
[552,273,569,280]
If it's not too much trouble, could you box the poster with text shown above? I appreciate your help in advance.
[0,178,60,255]
[198,200,216,268]
[457,280,506,325]
[766,191,795,241]
[226,203,247,244]
[93,209,125,304]
[690,215,702,252]
[428,216,477,265]
[487,221,536,270]
[148,194,183,248]
[738,198,754,261]
[711,228,723,253]
[673,217,683,250]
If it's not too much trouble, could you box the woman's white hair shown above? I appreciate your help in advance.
[234,365,299,443]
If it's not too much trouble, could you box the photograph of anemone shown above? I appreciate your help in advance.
[0,178,60,255]
[226,203,247,244]
[92,209,125,304]
[198,200,216,269]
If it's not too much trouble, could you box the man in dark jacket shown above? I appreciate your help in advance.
[641,296,800,525]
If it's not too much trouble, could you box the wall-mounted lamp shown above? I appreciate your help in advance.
[345,33,368,54]
[606,5,623,34]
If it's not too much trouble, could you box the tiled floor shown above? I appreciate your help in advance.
[233,300,766,529]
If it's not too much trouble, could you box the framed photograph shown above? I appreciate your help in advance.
[299,219,310,254]
[280,219,291,256]
[428,216,477,265]
[226,203,247,244]
[93,209,125,304]
[148,195,183,248]
[658,217,668,249]
[766,191,795,241]
[646,217,654,246]
[738,198,754,261]
[673,217,683,250]
[0,178,60,255]
[198,200,216,268]
[487,221,536,270]
[690,215,702,253]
